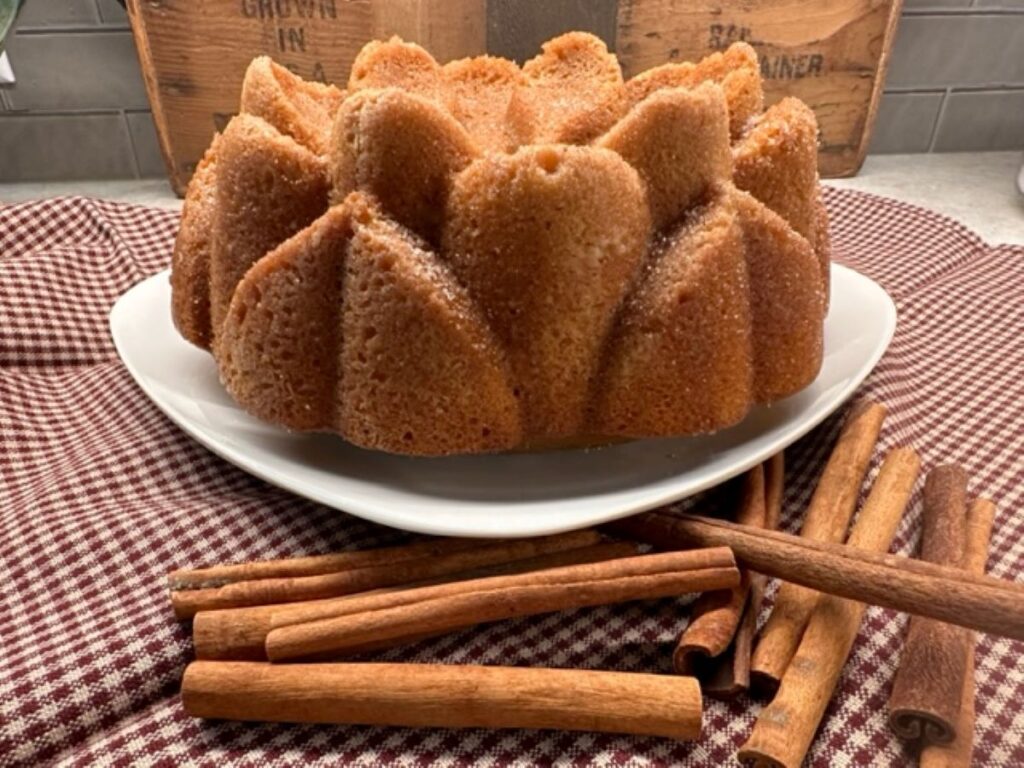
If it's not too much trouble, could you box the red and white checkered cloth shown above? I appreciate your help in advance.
[1,189,1022,767]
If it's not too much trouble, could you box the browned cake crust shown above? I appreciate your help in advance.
[733,98,820,251]
[348,37,446,103]
[170,32,831,456]
[521,33,627,145]
[734,97,832,302]
[339,196,522,454]
[170,136,220,350]
[733,190,825,402]
[813,189,832,302]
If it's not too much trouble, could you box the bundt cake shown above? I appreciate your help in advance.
[170,33,830,456]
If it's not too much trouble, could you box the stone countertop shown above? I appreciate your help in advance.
[825,151,1023,246]
[1,151,1022,246]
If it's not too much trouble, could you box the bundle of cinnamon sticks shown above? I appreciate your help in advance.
[171,398,1024,763]
[173,528,739,738]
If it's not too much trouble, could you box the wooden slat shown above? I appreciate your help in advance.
[373,0,485,63]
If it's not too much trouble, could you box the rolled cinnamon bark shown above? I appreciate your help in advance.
[920,498,996,768]
[888,466,971,744]
[182,661,703,739]
[265,548,739,661]
[609,507,1024,641]
[169,536,486,589]
[700,451,784,699]
[738,447,921,768]
[673,462,769,698]
[192,541,642,660]
[694,589,758,699]
[750,400,886,693]
[171,529,603,618]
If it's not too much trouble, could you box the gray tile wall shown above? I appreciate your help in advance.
[0,0,163,182]
[869,3,1024,153]
[0,0,1021,181]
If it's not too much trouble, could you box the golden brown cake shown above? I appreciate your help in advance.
[170,32,830,456]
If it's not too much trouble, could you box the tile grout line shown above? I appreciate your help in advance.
[121,109,143,180]
[927,88,952,152]
[885,85,1024,95]
[94,0,131,25]
[902,8,1024,16]
[15,25,133,35]
[883,87,951,96]
[0,108,132,118]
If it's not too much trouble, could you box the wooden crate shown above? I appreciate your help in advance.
[614,0,904,178]
[128,0,900,195]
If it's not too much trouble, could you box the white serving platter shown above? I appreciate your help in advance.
[110,264,895,538]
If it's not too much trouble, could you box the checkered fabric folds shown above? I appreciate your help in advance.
[1,190,1022,766]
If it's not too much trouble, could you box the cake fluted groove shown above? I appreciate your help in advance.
[590,188,754,437]
[734,99,820,251]
[596,81,732,233]
[218,204,351,431]
[241,56,344,156]
[442,144,651,440]
[208,114,330,343]
[329,87,480,244]
[733,189,825,402]
[624,42,764,141]
[339,194,523,454]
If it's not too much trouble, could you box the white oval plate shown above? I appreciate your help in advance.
[110,264,894,538]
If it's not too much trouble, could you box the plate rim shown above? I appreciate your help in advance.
[110,264,896,537]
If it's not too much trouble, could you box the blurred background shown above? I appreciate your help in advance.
[0,0,1020,188]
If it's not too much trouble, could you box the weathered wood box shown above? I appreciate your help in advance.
[127,0,902,195]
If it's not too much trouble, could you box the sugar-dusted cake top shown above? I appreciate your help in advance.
[171,32,830,456]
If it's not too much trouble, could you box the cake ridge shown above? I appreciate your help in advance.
[171,32,830,455]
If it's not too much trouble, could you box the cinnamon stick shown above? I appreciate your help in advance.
[264,548,739,661]
[604,508,1024,641]
[921,498,996,768]
[171,529,602,618]
[888,466,971,745]
[750,400,886,693]
[738,447,920,768]
[673,463,767,697]
[182,661,703,739]
[694,453,786,698]
[169,536,486,590]
[192,540,641,660]
[697,451,785,699]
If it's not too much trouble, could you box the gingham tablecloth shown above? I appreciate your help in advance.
[1,188,1022,767]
